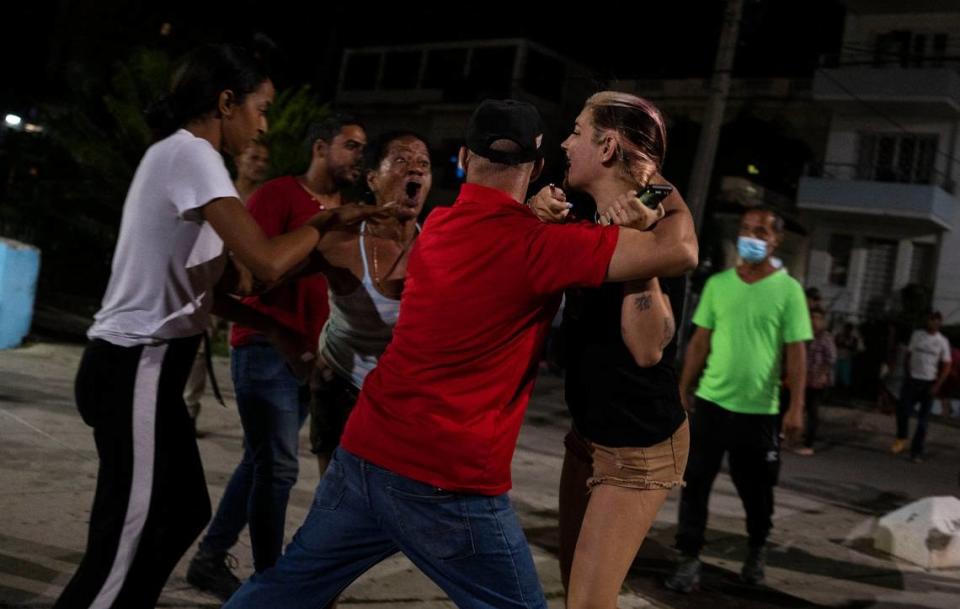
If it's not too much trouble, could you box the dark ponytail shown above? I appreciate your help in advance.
[585,91,667,189]
[145,44,269,138]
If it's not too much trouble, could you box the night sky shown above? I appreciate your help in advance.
[2,0,847,112]
[0,0,848,304]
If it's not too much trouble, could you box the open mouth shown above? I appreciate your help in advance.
[405,181,422,202]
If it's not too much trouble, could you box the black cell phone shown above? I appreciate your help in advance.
[637,184,673,210]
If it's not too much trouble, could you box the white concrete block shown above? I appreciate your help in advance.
[874,496,960,569]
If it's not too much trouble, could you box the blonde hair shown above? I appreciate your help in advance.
[584,91,667,188]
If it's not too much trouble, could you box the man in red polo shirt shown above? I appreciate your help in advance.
[226,99,697,609]
[187,114,367,601]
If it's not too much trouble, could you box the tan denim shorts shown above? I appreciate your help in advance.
[565,417,690,491]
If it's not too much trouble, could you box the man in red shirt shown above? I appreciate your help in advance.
[187,114,367,601]
[225,99,697,609]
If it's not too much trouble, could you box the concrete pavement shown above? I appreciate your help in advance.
[1,341,959,608]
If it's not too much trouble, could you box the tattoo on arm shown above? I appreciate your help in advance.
[634,293,652,311]
[662,316,676,349]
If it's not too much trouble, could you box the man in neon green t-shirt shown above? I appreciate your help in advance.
[666,207,812,592]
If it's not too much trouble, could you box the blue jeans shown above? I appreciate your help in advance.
[896,377,935,458]
[199,343,309,572]
[225,447,547,609]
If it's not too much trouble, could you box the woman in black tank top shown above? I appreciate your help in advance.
[530,91,695,609]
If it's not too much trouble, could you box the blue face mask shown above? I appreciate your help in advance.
[737,236,768,263]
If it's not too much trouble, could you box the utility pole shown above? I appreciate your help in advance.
[686,0,745,233]
[678,0,745,360]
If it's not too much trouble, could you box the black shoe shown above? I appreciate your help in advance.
[186,548,241,601]
[741,545,767,585]
[664,555,701,593]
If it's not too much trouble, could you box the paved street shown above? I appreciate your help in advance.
[1,341,959,608]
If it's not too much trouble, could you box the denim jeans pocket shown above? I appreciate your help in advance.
[313,457,347,511]
[387,486,476,560]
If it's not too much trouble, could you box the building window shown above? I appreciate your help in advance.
[873,30,952,67]
[382,52,421,90]
[909,242,936,287]
[874,30,911,67]
[466,47,516,99]
[911,34,927,67]
[861,238,898,317]
[857,133,938,184]
[522,49,565,100]
[342,53,380,91]
[932,34,948,67]
[828,234,854,287]
[423,49,468,89]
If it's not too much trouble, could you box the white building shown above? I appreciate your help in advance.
[798,0,960,323]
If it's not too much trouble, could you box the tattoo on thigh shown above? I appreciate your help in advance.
[634,293,652,311]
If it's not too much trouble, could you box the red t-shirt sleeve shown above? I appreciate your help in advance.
[524,221,619,295]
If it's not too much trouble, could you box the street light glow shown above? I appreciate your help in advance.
[5,114,22,127]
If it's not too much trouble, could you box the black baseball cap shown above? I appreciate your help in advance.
[465,99,543,165]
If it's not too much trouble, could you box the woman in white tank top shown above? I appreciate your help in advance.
[308,131,432,474]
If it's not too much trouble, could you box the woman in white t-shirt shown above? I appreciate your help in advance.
[54,44,390,609]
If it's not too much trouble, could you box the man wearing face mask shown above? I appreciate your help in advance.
[666,207,812,592]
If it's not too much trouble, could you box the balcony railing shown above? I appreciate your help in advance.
[805,162,955,194]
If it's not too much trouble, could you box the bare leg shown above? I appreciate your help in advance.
[567,485,669,609]
[558,443,592,591]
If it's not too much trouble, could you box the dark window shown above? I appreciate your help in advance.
[423,49,468,89]
[932,34,948,67]
[909,243,936,287]
[915,137,937,184]
[343,53,380,91]
[828,234,854,287]
[911,34,926,67]
[858,133,938,184]
[874,30,911,67]
[874,135,898,182]
[382,52,421,90]
[522,49,565,100]
[861,238,897,317]
[874,30,952,68]
[467,47,516,99]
